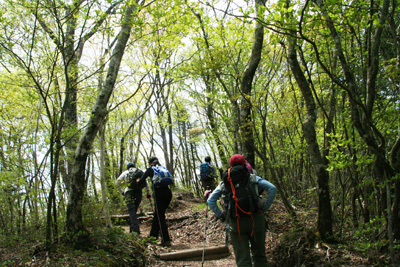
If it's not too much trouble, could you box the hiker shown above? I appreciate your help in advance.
[115,162,148,234]
[206,154,277,267]
[138,156,173,246]
[199,156,218,191]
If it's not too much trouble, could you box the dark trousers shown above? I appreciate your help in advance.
[201,178,216,191]
[201,179,216,202]
[125,189,142,234]
[230,212,266,267]
[150,186,172,243]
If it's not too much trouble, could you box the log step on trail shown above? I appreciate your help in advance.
[109,214,190,223]
[159,245,230,261]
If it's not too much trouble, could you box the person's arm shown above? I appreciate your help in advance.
[138,167,153,196]
[207,183,224,219]
[257,176,277,211]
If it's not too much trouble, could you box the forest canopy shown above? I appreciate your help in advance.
[0,0,399,264]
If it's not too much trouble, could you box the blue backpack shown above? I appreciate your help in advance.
[152,165,174,186]
[200,162,211,181]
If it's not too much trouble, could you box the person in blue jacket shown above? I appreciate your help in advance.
[206,155,277,267]
[137,156,173,246]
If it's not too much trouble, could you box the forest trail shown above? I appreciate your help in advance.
[0,191,379,266]
[120,193,285,266]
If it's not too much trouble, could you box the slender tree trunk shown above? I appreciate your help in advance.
[33,99,42,226]
[46,107,63,248]
[90,156,98,201]
[66,1,139,244]
[181,122,190,187]
[100,124,112,228]
[184,123,192,185]
[119,89,153,172]
[255,145,298,222]
[134,116,145,163]
[287,30,333,241]
[63,6,80,191]
[191,9,241,163]
[167,102,174,176]
[312,0,399,244]
[389,3,400,242]
[240,0,265,167]
[204,77,228,164]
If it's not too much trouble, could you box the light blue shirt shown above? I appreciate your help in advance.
[207,176,277,218]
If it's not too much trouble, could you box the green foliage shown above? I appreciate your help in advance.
[0,222,151,266]
[326,132,376,172]
[82,198,114,228]
[352,216,394,264]
[1,0,399,263]
[52,227,149,266]
[192,202,207,212]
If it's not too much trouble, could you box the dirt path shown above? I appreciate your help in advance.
[142,216,237,266]
[122,197,281,266]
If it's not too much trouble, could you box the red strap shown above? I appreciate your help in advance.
[228,168,255,240]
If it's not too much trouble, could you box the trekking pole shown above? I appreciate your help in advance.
[225,201,231,247]
[201,202,209,266]
[202,186,210,267]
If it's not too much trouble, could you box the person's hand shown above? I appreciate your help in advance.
[204,190,212,198]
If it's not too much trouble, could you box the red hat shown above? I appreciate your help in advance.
[230,154,246,167]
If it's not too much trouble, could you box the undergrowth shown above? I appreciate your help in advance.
[0,227,152,267]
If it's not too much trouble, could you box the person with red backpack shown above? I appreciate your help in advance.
[206,154,277,267]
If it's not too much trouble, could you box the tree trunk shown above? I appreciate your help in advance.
[119,88,153,172]
[240,0,265,167]
[46,115,62,248]
[134,116,145,164]
[65,1,139,244]
[90,156,98,201]
[204,76,228,164]
[167,101,174,176]
[191,9,241,164]
[184,122,193,185]
[178,121,189,187]
[287,31,333,241]
[388,4,400,241]
[313,0,399,242]
[100,124,112,228]
[63,6,79,190]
